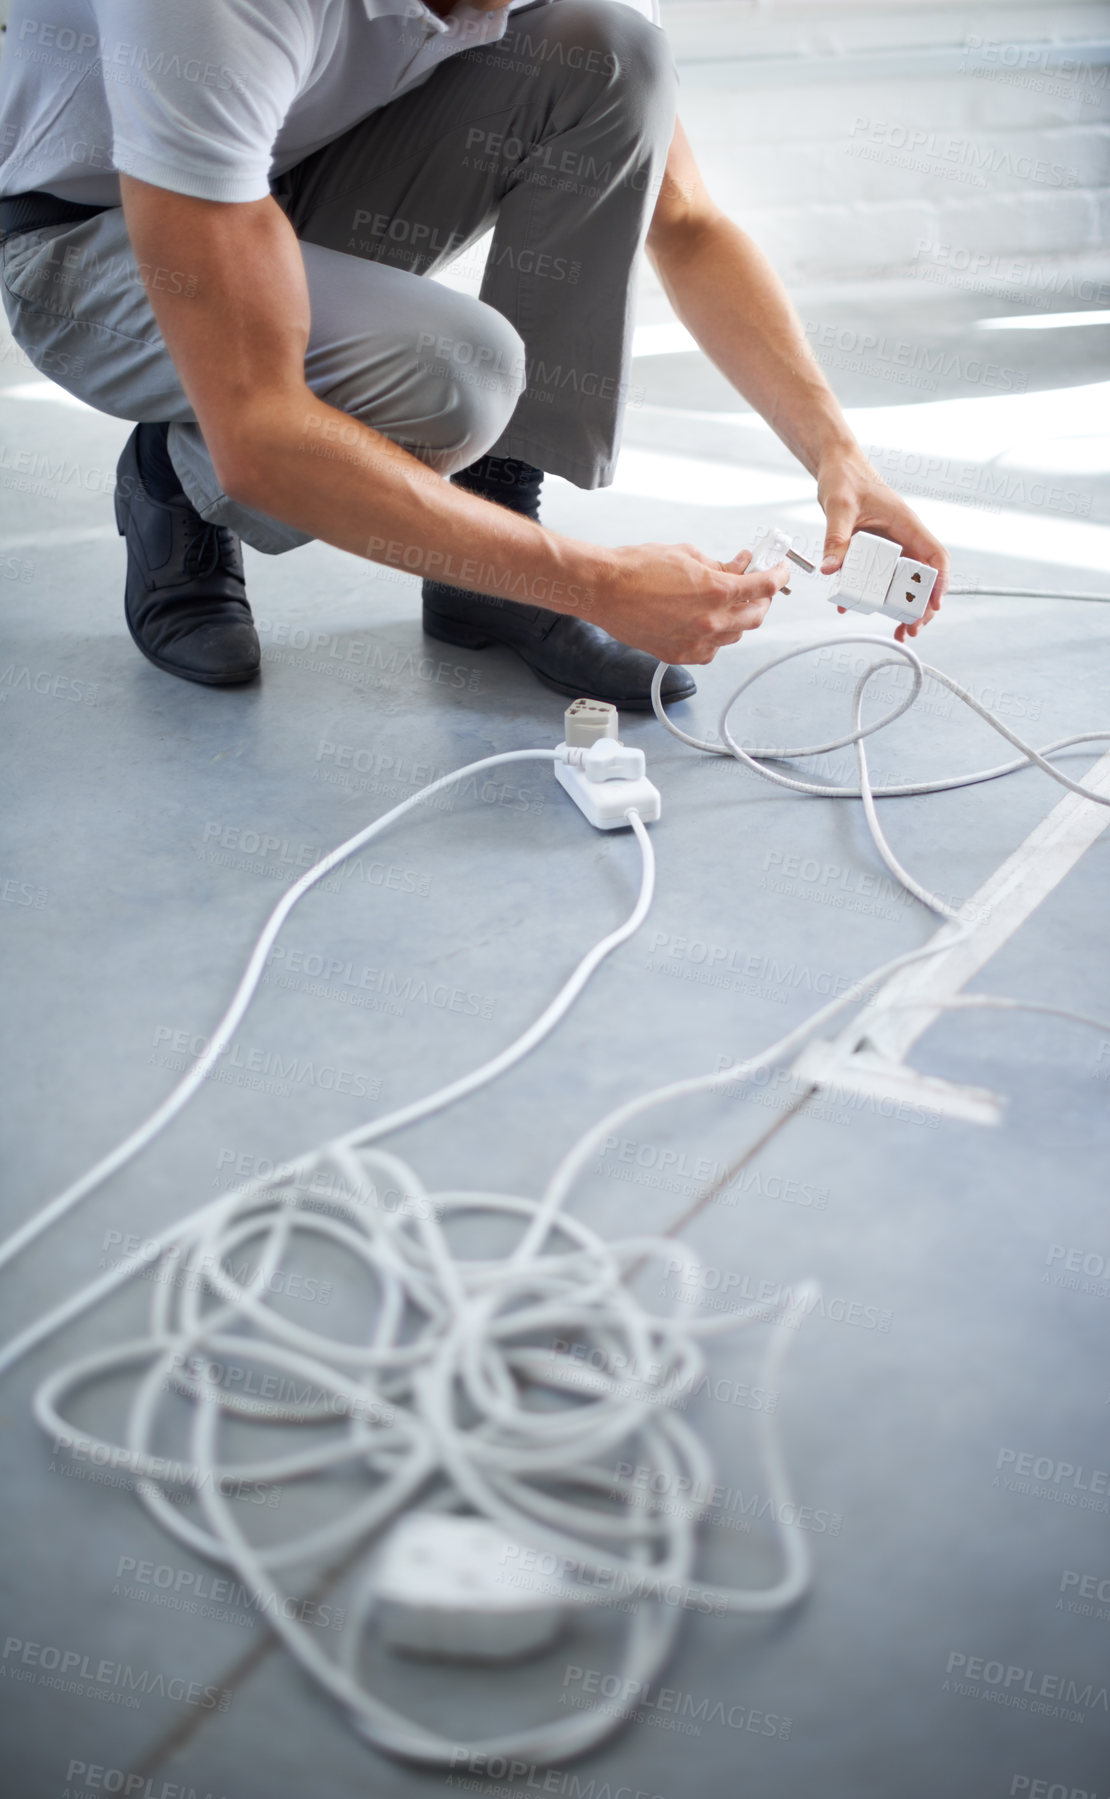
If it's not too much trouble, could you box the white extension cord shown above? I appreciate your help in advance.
[0,734,818,1765]
[2,560,1110,1767]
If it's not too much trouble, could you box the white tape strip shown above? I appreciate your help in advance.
[851,748,1110,1062]
[792,1040,1004,1127]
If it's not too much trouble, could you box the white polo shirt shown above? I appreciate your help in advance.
[0,0,662,205]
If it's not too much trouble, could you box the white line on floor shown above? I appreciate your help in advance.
[668,749,1110,1234]
[847,747,1110,1062]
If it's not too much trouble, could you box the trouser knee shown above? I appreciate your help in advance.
[409,296,527,474]
[524,0,677,108]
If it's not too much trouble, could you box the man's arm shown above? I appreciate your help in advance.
[645,121,949,640]
[118,176,790,667]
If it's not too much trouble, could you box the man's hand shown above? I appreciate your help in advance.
[818,448,949,642]
[597,545,790,664]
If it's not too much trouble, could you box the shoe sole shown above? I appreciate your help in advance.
[115,474,261,688]
[420,609,494,651]
[422,610,695,712]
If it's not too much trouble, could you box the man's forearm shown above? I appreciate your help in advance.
[647,213,863,477]
[644,158,948,632]
[226,388,601,615]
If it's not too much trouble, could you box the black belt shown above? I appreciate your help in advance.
[0,189,113,239]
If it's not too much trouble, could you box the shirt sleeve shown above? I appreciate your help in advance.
[93,0,312,202]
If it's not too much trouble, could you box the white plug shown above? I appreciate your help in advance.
[582,739,646,783]
[748,530,816,596]
[371,1513,571,1661]
[555,701,661,829]
[828,531,936,625]
[749,528,794,573]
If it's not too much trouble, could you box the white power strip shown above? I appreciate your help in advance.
[554,703,662,829]
[373,1513,572,1661]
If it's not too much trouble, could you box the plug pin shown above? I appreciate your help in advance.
[786,549,816,573]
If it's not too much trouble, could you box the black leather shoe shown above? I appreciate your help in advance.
[422,587,696,710]
[115,424,260,686]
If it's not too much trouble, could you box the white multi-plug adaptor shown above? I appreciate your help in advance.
[555,700,662,829]
[748,528,935,625]
[829,530,936,626]
[371,1512,573,1661]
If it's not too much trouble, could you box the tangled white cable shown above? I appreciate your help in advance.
[647,623,1110,1060]
[32,1143,815,1764]
[651,632,1110,815]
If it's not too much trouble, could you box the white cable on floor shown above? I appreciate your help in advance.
[628,625,1110,1246]
[0,737,823,1766]
[0,747,597,1279]
[29,1142,817,1764]
[650,635,1110,803]
[0,781,655,1377]
[515,629,1110,1258]
[5,603,1110,1767]
[946,585,1110,603]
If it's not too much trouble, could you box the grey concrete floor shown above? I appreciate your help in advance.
[3,227,1110,1799]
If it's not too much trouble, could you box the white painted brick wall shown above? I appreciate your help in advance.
[1,0,1104,281]
[664,0,1110,281]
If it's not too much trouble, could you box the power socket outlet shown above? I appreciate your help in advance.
[564,698,619,748]
[887,556,937,625]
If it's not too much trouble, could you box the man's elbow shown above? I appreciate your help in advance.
[217,448,269,513]
[206,382,328,510]
[646,200,728,268]
[204,416,279,513]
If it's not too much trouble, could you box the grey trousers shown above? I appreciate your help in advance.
[0,0,677,555]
